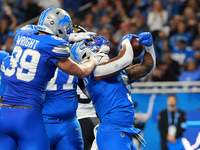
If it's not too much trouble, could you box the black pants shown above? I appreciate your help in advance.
[78,117,100,150]
[161,139,168,150]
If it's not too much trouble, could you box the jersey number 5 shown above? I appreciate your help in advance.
[5,46,41,82]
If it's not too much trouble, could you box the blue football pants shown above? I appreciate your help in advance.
[97,130,137,150]
[0,107,50,150]
[45,117,83,150]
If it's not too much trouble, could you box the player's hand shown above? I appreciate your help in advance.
[138,32,153,47]
[90,52,109,65]
[97,44,110,54]
[120,34,138,49]
[68,32,96,42]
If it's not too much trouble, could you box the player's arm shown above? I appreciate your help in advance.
[56,53,105,79]
[125,33,156,83]
[78,78,90,98]
[93,37,135,80]
[0,97,2,103]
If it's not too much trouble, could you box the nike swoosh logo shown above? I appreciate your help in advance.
[75,128,79,130]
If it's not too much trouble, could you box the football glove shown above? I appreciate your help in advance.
[138,32,153,47]
[90,52,109,65]
[120,34,138,49]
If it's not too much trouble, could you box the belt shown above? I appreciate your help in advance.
[0,104,34,109]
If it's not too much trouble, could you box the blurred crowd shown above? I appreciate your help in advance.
[1,0,200,82]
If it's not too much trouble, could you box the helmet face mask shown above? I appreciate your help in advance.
[84,36,110,54]
[37,7,73,39]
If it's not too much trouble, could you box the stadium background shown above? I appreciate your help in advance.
[0,0,200,149]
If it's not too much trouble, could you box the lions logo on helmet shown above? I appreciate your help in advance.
[37,7,73,39]
[70,36,110,64]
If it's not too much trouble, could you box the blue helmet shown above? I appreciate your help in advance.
[70,36,110,63]
[84,36,110,54]
[37,7,73,39]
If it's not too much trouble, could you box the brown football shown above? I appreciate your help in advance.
[131,37,144,58]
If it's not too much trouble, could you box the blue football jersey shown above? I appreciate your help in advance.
[84,71,134,127]
[43,68,78,119]
[3,28,70,111]
[0,56,11,97]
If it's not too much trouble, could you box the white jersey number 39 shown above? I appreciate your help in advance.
[5,46,40,82]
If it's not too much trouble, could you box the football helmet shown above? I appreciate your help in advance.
[70,36,110,63]
[73,25,87,33]
[37,7,73,39]
[84,36,110,54]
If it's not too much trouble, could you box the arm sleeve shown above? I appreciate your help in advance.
[144,45,156,76]
[78,78,85,90]
[93,39,133,78]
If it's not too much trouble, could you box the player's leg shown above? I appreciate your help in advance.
[16,109,50,150]
[97,130,137,150]
[0,135,18,150]
[78,117,100,150]
[0,107,18,150]
[53,117,83,150]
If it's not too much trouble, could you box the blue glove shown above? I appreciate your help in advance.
[120,34,138,49]
[138,32,153,47]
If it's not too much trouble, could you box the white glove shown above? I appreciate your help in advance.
[98,45,110,54]
[90,52,109,65]
[68,32,96,42]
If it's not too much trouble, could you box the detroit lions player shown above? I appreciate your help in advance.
[0,8,106,150]
[72,25,100,150]
[43,68,83,150]
[42,25,102,150]
[70,33,156,150]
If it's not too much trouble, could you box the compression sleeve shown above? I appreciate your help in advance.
[145,44,156,76]
[78,78,85,90]
[93,39,134,77]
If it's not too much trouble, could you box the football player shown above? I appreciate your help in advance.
[73,25,100,150]
[43,67,83,150]
[42,25,102,150]
[77,84,100,150]
[0,7,106,150]
[70,32,156,150]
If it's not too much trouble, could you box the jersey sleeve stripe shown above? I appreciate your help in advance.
[52,46,70,55]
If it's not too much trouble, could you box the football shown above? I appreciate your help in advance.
[131,37,144,58]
